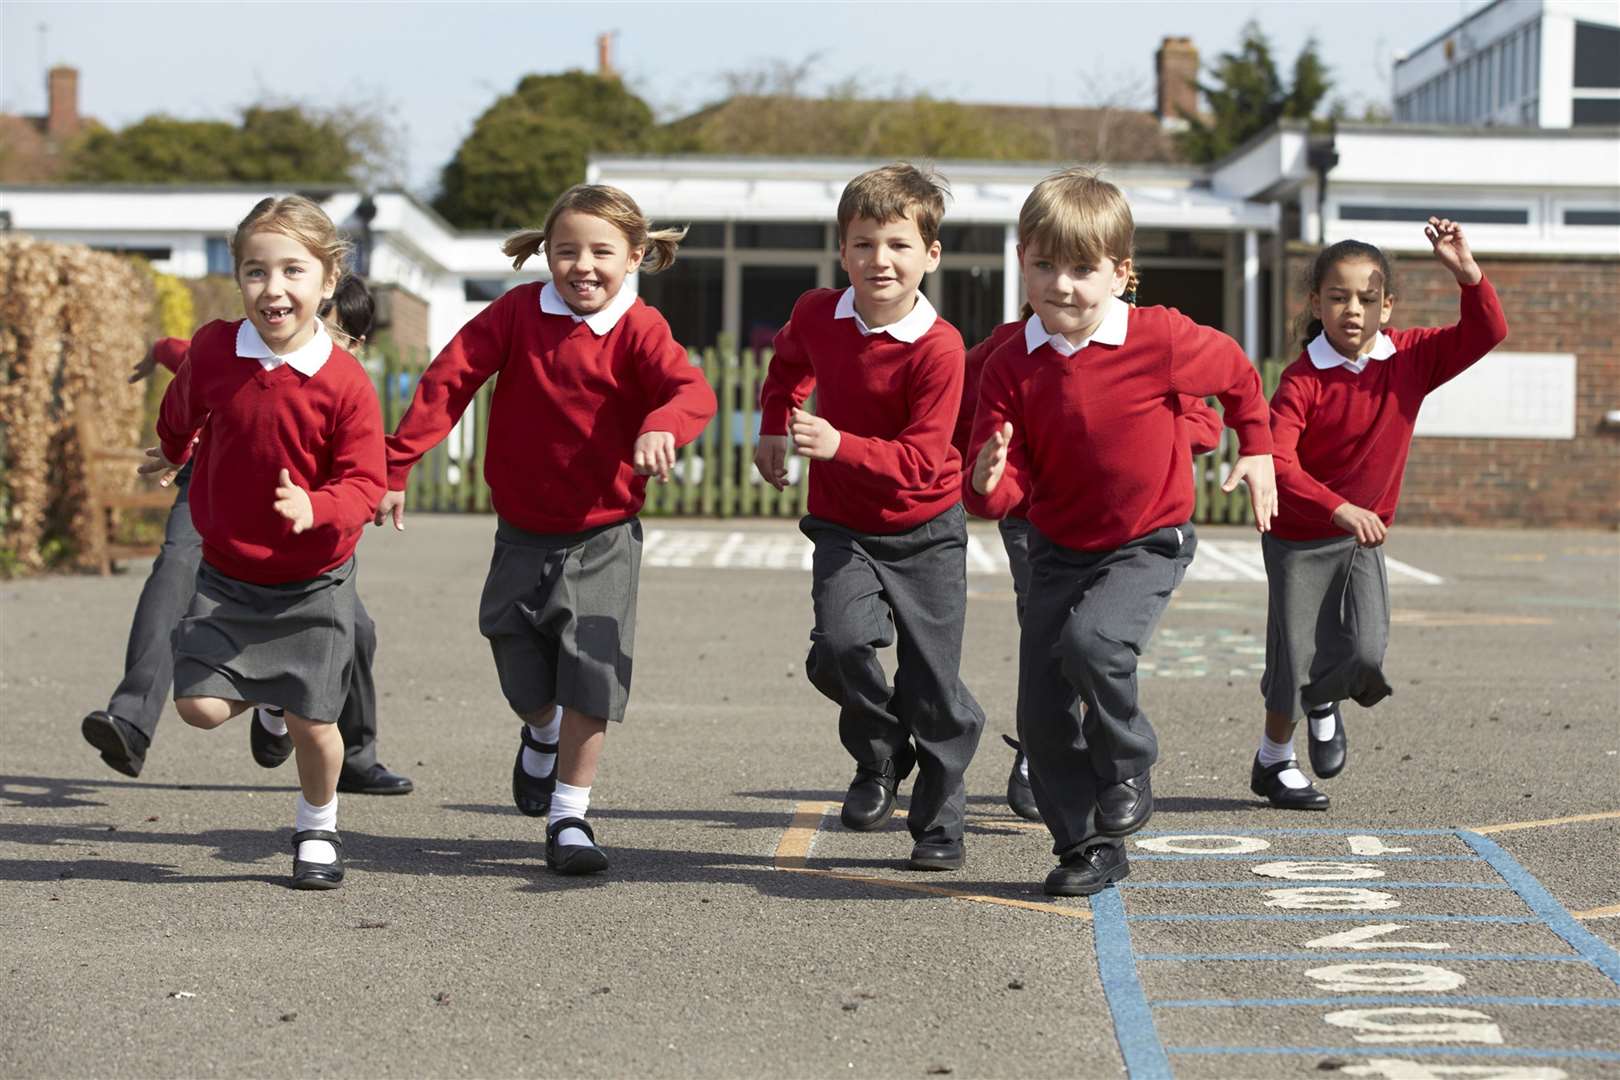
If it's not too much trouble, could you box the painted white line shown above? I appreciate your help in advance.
[713,531,746,568]
[966,533,1000,574]
[1385,555,1445,585]
[1195,541,1269,582]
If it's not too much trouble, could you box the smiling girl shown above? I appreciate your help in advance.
[376,184,716,874]
[149,195,385,890]
[1251,218,1508,811]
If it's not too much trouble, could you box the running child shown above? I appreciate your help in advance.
[965,169,1276,896]
[1251,218,1507,810]
[146,195,386,890]
[376,184,716,874]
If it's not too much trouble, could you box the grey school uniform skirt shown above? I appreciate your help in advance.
[172,557,359,723]
[1260,533,1393,722]
[478,516,642,724]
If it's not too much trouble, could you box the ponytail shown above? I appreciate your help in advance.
[502,228,547,271]
[640,226,686,275]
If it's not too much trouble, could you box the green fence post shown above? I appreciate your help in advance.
[739,346,758,517]
[700,347,719,516]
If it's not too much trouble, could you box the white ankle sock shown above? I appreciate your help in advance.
[1258,735,1308,789]
[549,781,592,847]
[521,708,562,778]
[257,706,287,737]
[1308,704,1338,741]
[294,794,338,863]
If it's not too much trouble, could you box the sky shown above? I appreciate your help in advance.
[1,0,1492,193]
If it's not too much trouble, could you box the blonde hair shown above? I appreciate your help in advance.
[837,163,949,248]
[502,184,685,274]
[1018,168,1138,298]
[230,196,351,283]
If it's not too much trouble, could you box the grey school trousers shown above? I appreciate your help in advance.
[1018,522,1195,856]
[103,468,381,769]
[800,503,987,843]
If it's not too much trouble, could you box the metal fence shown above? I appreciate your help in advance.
[375,342,1284,525]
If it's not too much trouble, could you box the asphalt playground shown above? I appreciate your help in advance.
[2,517,1616,1078]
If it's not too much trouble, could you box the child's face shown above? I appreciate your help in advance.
[236,228,337,354]
[546,210,644,316]
[1311,258,1395,358]
[1019,243,1130,344]
[838,213,941,315]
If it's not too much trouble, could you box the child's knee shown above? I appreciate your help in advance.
[1058,612,1123,684]
[175,697,226,729]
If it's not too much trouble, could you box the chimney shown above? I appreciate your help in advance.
[596,32,617,79]
[1155,37,1199,130]
[46,65,80,140]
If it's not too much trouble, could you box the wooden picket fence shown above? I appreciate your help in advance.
[375,342,1283,525]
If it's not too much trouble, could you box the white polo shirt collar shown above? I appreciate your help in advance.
[541,280,637,336]
[833,287,938,343]
[1024,295,1130,357]
[1307,330,1397,374]
[236,319,332,377]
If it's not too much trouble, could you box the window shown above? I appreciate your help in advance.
[1573,98,1620,125]
[679,222,725,249]
[92,244,172,261]
[734,222,825,249]
[1339,205,1529,225]
[1574,22,1620,88]
[939,267,1004,348]
[1482,49,1495,118]
[1503,37,1517,108]
[938,224,1004,254]
[635,257,723,350]
[205,236,232,275]
[1565,208,1620,226]
[462,278,507,301]
[1528,22,1540,97]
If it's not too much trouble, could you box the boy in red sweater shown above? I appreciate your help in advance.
[965,170,1276,896]
[756,163,985,871]
[1251,219,1508,810]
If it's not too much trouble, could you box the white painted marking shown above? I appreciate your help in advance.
[1385,555,1445,585]
[1343,1060,1566,1080]
[1304,924,1451,951]
[1349,835,1414,856]
[1306,962,1467,993]
[1324,1007,1503,1046]
[1254,860,1386,881]
[965,533,998,573]
[643,529,666,557]
[713,531,746,568]
[799,541,815,572]
[1193,540,1269,582]
[1265,887,1400,910]
[1136,834,1271,855]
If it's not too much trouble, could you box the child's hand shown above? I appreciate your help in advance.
[273,468,315,534]
[790,407,841,461]
[754,435,791,490]
[374,490,406,531]
[973,423,1013,496]
[1224,453,1278,533]
[129,345,160,384]
[137,446,182,487]
[633,430,676,482]
[1331,502,1388,547]
[1425,217,1481,286]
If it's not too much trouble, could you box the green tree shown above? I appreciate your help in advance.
[64,106,361,183]
[433,72,656,230]
[1177,22,1333,163]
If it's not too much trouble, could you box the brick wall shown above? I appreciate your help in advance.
[372,284,430,358]
[1282,245,1619,529]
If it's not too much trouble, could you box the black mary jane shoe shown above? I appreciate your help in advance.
[1306,705,1348,779]
[546,817,609,876]
[290,830,345,890]
[908,836,965,872]
[512,724,558,818]
[1250,754,1331,811]
[1044,843,1130,897]
[337,762,415,796]
[81,711,148,778]
[1001,735,1041,822]
[1095,771,1154,837]
[249,708,293,769]
[840,741,917,832]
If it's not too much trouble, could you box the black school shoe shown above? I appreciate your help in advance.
[249,708,293,768]
[546,817,609,875]
[1002,735,1041,822]
[1250,754,1330,811]
[1044,843,1130,897]
[512,724,558,818]
[908,836,965,871]
[1095,772,1153,837]
[1306,705,1348,779]
[337,763,415,795]
[81,711,149,778]
[840,741,917,832]
[290,829,345,890]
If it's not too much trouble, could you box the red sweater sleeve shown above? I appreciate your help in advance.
[830,334,964,488]
[153,337,190,374]
[1269,367,1344,527]
[952,332,998,461]
[385,290,515,489]
[1177,396,1224,455]
[306,379,386,532]
[633,313,718,446]
[961,355,1029,520]
[1405,276,1510,394]
[758,300,817,437]
[1165,311,1272,455]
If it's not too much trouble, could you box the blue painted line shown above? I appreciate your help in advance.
[1130,913,1540,924]
[1089,888,1173,1080]
[1153,994,1620,1009]
[1135,827,1459,836]
[1461,829,1620,989]
[1166,1045,1620,1063]
[1120,881,1510,889]
[1132,853,1478,861]
[1137,952,1583,962]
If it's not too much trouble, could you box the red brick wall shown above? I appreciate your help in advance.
[372,284,430,357]
[1282,246,1620,528]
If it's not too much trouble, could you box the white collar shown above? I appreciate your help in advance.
[540,280,637,336]
[1307,330,1396,373]
[236,319,332,376]
[1023,295,1130,357]
[833,287,938,343]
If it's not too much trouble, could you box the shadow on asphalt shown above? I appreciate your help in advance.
[0,773,298,810]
